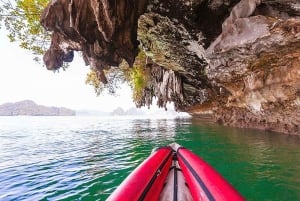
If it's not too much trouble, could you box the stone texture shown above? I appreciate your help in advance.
[137,13,213,109]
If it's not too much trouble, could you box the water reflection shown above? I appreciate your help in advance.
[70,117,183,199]
[0,116,299,201]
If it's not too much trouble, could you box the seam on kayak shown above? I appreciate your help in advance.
[138,151,172,201]
[173,154,178,201]
[178,151,215,201]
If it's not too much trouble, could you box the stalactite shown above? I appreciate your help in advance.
[41,0,148,81]
[135,61,185,110]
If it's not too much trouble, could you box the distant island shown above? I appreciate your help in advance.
[110,107,144,116]
[0,100,76,116]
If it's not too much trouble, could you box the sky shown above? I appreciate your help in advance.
[0,28,139,112]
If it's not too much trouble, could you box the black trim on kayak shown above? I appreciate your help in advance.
[169,166,182,172]
[173,161,178,201]
[138,151,172,201]
[173,153,178,161]
[177,150,215,201]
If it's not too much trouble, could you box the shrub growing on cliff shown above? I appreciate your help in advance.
[127,51,150,102]
[85,49,151,102]
[0,0,49,61]
[85,68,125,96]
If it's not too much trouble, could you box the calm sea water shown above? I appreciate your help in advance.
[0,116,299,201]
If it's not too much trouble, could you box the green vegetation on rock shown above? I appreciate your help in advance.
[85,49,151,103]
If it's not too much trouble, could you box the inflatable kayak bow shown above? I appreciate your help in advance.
[107,143,245,201]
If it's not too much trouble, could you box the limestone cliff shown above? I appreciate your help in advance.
[41,0,300,135]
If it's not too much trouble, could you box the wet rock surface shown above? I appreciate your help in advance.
[41,0,300,135]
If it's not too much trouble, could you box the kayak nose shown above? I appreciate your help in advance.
[168,143,182,151]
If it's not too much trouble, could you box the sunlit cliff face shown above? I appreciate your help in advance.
[41,0,300,134]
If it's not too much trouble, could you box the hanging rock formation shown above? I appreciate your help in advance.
[41,0,300,135]
[41,0,148,83]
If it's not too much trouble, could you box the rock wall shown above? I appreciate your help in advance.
[205,16,300,135]
[41,0,300,135]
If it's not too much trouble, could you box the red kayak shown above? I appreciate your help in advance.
[107,143,245,201]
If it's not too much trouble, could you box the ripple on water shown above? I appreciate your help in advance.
[0,116,299,201]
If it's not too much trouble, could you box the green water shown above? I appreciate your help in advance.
[0,116,299,200]
[175,119,300,201]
